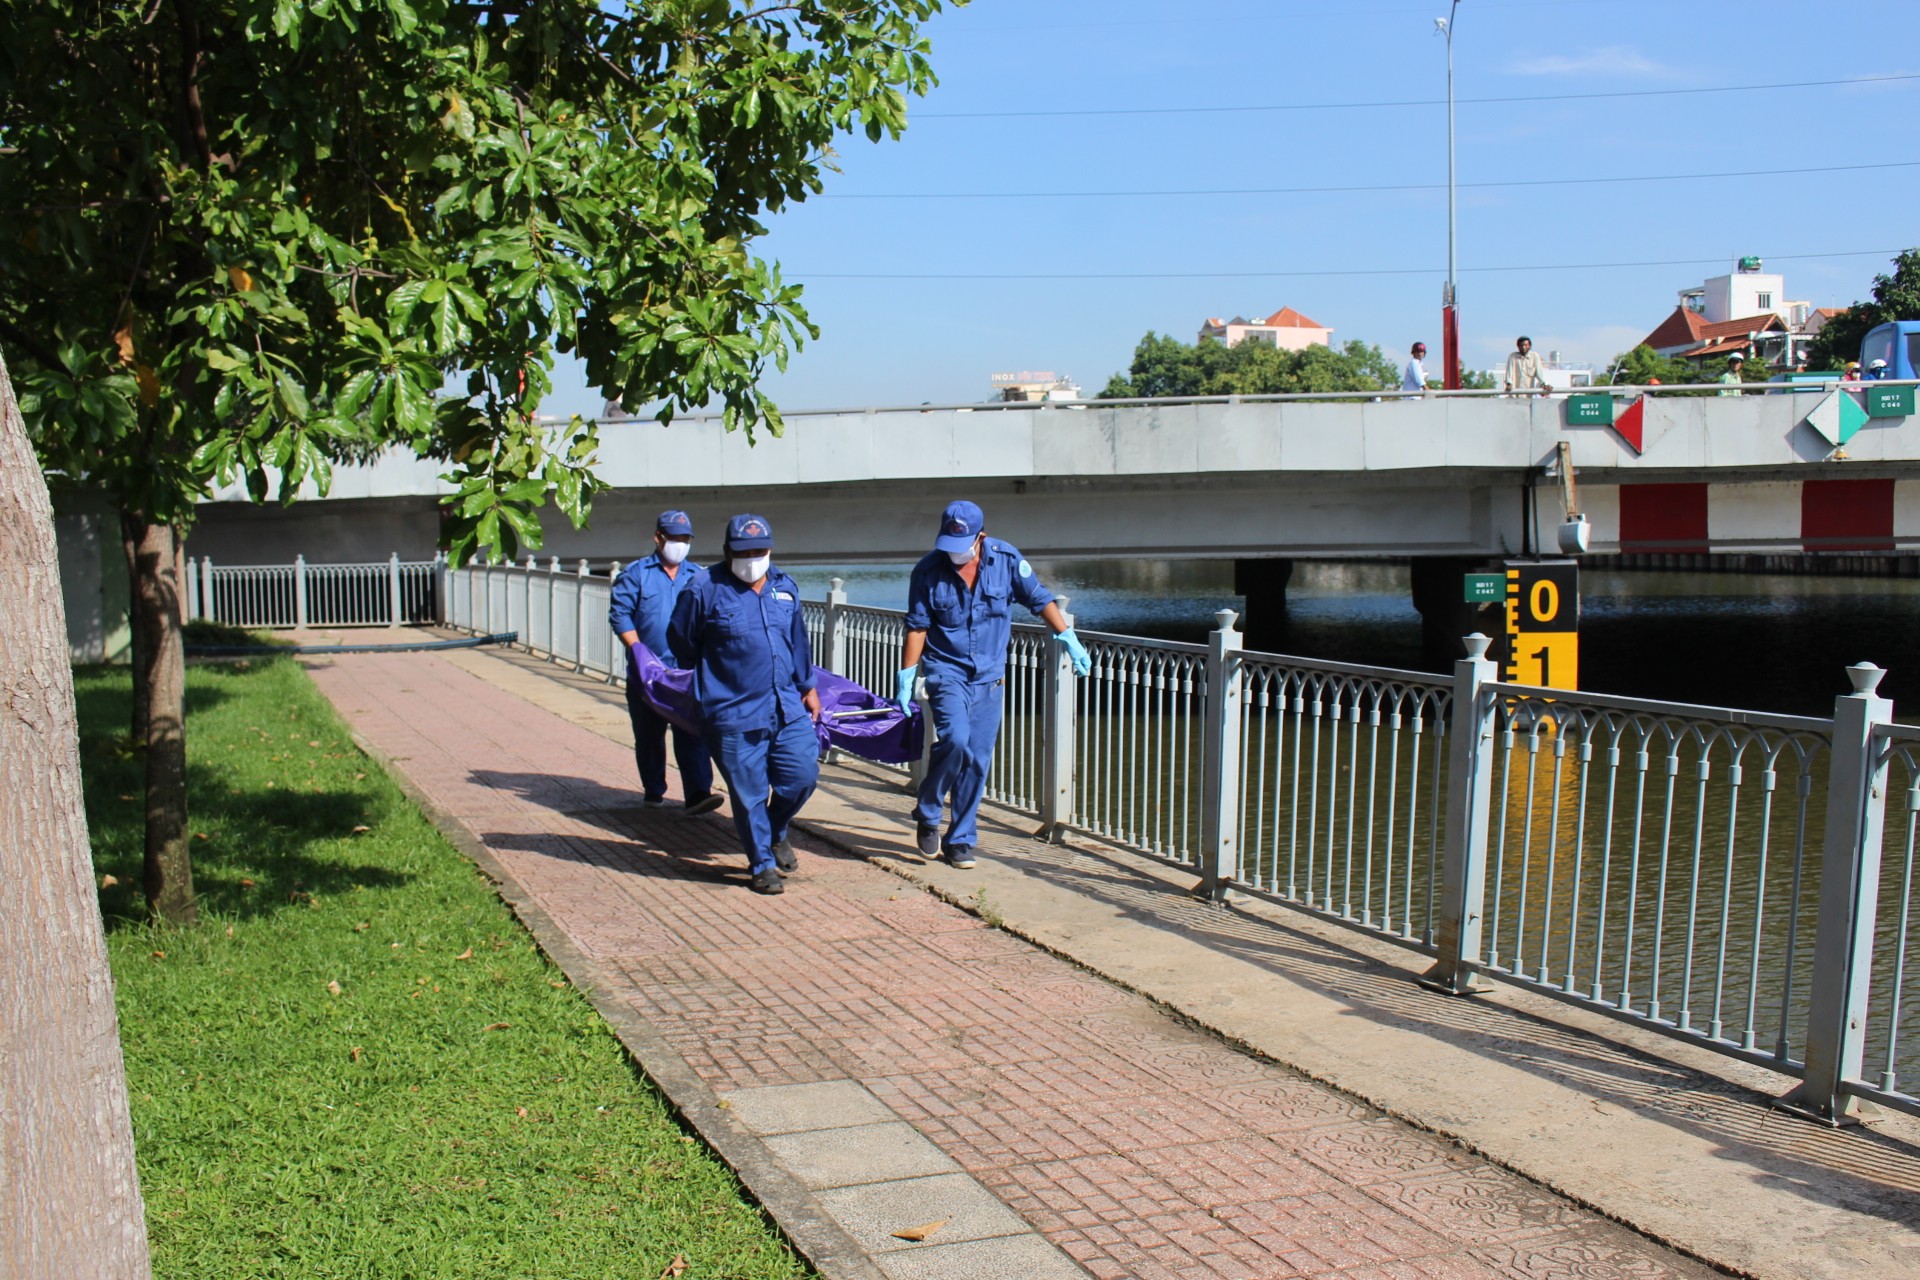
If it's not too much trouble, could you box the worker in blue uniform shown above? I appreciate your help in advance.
[895,500,1091,868]
[669,513,822,895]
[609,510,723,816]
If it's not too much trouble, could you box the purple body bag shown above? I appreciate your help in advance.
[628,641,924,765]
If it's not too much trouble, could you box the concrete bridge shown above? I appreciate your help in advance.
[190,388,1920,566]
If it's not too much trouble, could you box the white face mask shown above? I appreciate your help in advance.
[659,539,690,566]
[731,553,771,583]
[948,541,978,567]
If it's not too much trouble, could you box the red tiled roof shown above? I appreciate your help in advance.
[1814,307,1847,319]
[1641,308,1787,354]
[1264,306,1328,329]
[1684,338,1755,359]
[1640,307,1707,352]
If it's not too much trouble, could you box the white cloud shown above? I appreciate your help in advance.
[1507,45,1682,79]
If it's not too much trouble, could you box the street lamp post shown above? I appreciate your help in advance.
[1437,1,1462,390]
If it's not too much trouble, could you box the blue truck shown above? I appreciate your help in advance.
[1860,320,1920,380]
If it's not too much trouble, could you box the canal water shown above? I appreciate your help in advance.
[787,560,1920,720]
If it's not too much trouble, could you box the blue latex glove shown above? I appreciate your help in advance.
[1056,628,1092,677]
[894,665,919,714]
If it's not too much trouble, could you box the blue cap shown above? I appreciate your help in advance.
[656,509,693,537]
[725,513,774,551]
[934,500,984,554]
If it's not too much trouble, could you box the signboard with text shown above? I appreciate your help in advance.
[1866,385,1917,418]
[1505,560,1578,690]
[1564,394,1614,426]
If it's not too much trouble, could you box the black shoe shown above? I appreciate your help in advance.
[914,822,940,860]
[641,795,669,809]
[773,839,797,875]
[750,868,786,895]
[944,846,978,870]
[683,793,724,817]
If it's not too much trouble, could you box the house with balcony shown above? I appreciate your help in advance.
[1199,306,1331,351]
[1637,257,1831,370]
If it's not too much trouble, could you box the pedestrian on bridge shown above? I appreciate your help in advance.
[1503,335,1549,396]
[895,501,1091,869]
[669,514,822,895]
[610,510,723,817]
[1400,342,1429,393]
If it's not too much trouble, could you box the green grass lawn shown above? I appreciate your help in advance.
[75,657,813,1280]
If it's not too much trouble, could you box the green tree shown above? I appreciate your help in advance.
[1807,249,1920,371]
[0,0,953,923]
[1606,344,1701,386]
[1099,333,1397,398]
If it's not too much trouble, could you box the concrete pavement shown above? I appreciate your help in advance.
[297,636,1920,1279]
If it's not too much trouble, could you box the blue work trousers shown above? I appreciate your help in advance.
[626,680,714,803]
[707,715,819,875]
[914,676,1004,852]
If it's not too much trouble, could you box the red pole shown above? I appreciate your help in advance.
[1442,303,1461,390]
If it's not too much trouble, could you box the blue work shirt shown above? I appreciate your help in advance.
[668,563,816,733]
[609,554,707,664]
[905,537,1055,684]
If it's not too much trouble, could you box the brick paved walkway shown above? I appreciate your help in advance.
[306,651,1717,1280]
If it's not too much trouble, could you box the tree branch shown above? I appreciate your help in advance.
[0,318,67,373]
[168,0,217,170]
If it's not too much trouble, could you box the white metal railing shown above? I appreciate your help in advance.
[1233,655,1452,951]
[188,554,438,628]
[439,561,1919,1128]
[1474,686,1832,1076]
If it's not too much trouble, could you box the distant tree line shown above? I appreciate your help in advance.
[1099,332,1401,398]
[1807,249,1920,371]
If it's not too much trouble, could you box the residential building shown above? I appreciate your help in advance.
[1641,257,1823,370]
[1199,306,1331,351]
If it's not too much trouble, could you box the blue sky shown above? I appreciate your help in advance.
[549,0,1918,415]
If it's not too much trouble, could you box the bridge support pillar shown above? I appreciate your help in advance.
[1233,557,1293,652]
[1410,556,1501,665]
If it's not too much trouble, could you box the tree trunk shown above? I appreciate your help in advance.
[0,351,154,1277]
[120,509,148,746]
[129,516,195,925]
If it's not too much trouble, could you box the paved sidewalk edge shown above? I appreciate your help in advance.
[782,763,1749,1280]
[336,719,891,1280]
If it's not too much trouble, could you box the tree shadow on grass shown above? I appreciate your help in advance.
[74,665,415,930]
[90,776,417,930]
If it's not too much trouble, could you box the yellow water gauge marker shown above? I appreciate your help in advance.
[1504,560,1578,690]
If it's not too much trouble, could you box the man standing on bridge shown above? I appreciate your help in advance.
[895,501,1091,868]
[610,510,723,816]
[1503,335,1549,396]
[670,514,822,895]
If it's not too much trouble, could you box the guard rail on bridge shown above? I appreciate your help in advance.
[441,556,1916,1127]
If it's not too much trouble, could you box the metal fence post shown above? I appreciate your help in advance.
[824,577,849,673]
[388,552,403,627]
[1422,632,1500,995]
[1038,596,1078,843]
[294,553,309,630]
[201,555,216,623]
[522,553,537,653]
[606,561,622,682]
[436,552,449,626]
[574,558,590,672]
[1784,661,1894,1125]
[1197,609,1245,900]
[546,557,560,661]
